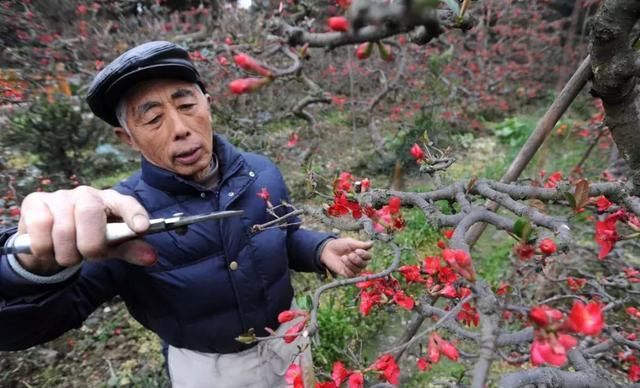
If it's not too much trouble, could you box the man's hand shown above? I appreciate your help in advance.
[14,186,157,276]
[319,238,374,278]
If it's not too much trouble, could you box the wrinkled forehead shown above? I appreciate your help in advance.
[124,78,201,113]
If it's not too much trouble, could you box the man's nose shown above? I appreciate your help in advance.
[168,108,190,139]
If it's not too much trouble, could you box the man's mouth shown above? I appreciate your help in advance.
[174,146,202,165]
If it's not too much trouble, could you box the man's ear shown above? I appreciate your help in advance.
[114,127,140,151]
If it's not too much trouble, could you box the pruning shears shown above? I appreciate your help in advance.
[2,210,244,256]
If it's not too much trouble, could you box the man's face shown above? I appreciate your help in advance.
[115,79,213,180]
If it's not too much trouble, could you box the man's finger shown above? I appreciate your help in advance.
[74,187,109,260]
[347,253,368,269]
[50,193,82,267]
[104,239,158,266]
[99,189,150,233]
[355,248,372,261]
[19,194,55,261]
[345,238,374,251]
[343,254,362,274]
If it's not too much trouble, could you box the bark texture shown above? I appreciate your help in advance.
[590,0,640,192]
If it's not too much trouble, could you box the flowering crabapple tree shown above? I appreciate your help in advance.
[228,1,640,387]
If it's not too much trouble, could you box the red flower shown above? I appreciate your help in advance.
[594,195,613,212]
[595,213,620,259]
[426,333,459,364]
[566,277,586,292]
[530,333,576,366]
[257,187,270,201]
[283,319,307,343]
[359,290,382,316]
[398,265,426,283]
[437,266,458,284]
[328,16,349,32]
[356,42,373,60]
[539,238,557,255]
[287,132,300,148]
[410,143,425,162]
[336,0,351,9]
[457,302,479,327]
[441,249,476,282]
[393,290,414,310]
[529,305,564,328]
[438,283,458,298]
[442,229,454,239]
[626,307,640,319]
[544,171,562,188]
[331,361,349,386]
[438,337,459,361]
[234,53,272,77]
[347,372,364,388]
[224,36,233,45]
[229,77,270,94]
[278,310,306,323]
[514,243,536,260]
[629,363,640,382]
[416,357,431,371]
[77,4,88,14]
[566,301,604,336]
[370,354,400,384]
[427,334,440,363]
[316,383,337,388]
[624,267,640,283]
[285,363,304,388]
[496,281,511,296]
[423,256,441,275]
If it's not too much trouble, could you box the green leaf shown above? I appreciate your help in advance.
[513,217,532,241]
[564,192,577,210]
[442,0,460,15]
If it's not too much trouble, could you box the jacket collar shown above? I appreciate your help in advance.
[140,134,245,195]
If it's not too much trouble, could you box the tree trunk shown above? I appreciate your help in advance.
[589,0,640,192]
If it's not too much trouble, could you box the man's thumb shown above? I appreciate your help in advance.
[352,239,374,249]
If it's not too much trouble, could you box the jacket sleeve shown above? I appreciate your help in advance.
[0,228,122,351]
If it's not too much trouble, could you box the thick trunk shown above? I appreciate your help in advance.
[589,0,640,191]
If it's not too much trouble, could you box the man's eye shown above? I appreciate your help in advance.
[146,115,161,125]
[179,104,196,110]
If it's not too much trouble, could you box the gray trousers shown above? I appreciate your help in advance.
[168,308,314,387]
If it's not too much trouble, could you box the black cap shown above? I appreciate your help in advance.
[86,41,205,127]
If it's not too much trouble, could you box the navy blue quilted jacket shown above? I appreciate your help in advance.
[0,135,332,353]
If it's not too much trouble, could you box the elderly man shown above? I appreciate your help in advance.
[0,41,373,387]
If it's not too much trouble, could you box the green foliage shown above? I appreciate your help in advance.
[490,116,534,148]
[2,96,137,187]
[3,96,103,177]
[474,238,512,284]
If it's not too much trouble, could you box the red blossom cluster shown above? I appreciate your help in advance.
[513,238,557,261]
[276,309,310,344]
[325,172,405,233]
[309,353,399,387]
[229,52,274,94]
[528,301,605,366]
[356,273,414,315]
[593,208,640,259]
[416,332,459,371]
